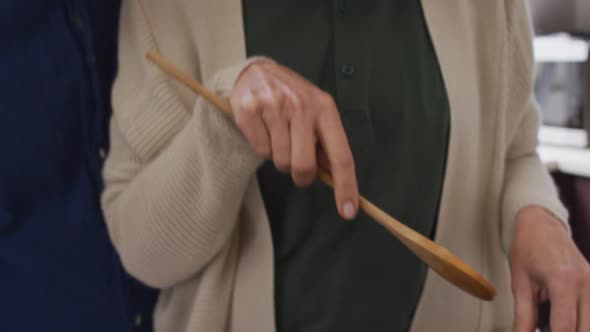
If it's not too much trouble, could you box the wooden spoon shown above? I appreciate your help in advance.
[146,50,496,301]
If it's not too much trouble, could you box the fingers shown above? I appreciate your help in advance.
[548,269,580,332]
[512,276,538,332]
[288,92,317,186]
[316,95,358,220]
[259,85,291,172]
[231,62,359,218]
[232,92,271,158]
[509,210,590,332]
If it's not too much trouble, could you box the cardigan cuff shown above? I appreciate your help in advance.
[212,56,276,98]
[201,56,276,170]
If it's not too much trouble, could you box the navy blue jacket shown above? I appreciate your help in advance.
[0,1,157,331]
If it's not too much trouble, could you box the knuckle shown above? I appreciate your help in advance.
[288,94,304,117]
[293,162,316,180]
[239,97,260,118]
[274,156,291,172]
[260,87,284,109]
[553,267,574,284]
[253,144,271,159]
[271,85,284,100]
[551,265,585,286]
[334,152,354,171]
[290,93,303,109]
[258,92,273,107]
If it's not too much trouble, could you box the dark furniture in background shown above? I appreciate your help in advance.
[553,173,590,262]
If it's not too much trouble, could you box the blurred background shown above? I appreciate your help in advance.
[529,0,589,329]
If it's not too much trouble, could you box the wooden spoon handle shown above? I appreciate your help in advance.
[318,169,496,301]
[146,50,496,301]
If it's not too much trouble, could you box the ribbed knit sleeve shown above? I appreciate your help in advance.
[101,0,265,288]
[500,0,570,253]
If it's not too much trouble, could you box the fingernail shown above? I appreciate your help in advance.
[342,201,355,220]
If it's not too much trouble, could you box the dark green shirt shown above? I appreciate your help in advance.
[243,1,450,331]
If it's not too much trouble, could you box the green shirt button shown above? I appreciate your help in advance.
[341,64,355,76]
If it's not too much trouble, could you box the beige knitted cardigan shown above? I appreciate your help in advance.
[102,0,569,331]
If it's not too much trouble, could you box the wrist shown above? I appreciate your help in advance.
[515,205,569,234]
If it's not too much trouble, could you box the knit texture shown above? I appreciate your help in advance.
[102,0,569,331]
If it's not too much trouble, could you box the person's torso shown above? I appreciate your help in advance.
[0,1,157,331]
[244,0,450,330]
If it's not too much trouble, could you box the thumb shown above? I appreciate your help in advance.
[513,276,538,332]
